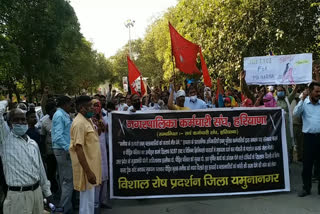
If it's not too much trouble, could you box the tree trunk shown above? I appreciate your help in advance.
[8,78,21,103]
[33,79,38,104]
[8,87,13,101]
[12,82,21,103]
[27,72,33,103]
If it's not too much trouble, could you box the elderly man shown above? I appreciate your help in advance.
[69,96,101,214]
[294,82,320,197]
[0,100,52,214]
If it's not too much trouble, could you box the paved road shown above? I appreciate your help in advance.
[101,163,320,214]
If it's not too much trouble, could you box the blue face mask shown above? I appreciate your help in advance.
[12,124,28,136]
[85,112,94,118]
[277,91,285,98]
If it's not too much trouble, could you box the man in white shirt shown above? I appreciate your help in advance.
[0,100,53,214]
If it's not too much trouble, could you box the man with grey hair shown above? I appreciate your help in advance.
[0,100,53,213]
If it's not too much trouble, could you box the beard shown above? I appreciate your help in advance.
[133,102,141,110]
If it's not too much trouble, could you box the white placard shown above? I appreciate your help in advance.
[244,53,312,85]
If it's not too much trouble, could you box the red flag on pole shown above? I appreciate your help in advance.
[127,56,146,96]
[215,78,224,101]
[169,23,201,75]
[199,47,212,88]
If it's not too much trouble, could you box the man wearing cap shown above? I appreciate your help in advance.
[168,82,190,110]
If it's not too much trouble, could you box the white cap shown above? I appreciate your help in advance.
[268,86,274,92]
[176,90,186,98]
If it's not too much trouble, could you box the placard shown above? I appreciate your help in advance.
[244,53,312,85]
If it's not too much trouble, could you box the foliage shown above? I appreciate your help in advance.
[0,0,113,102]
[1,0,319,99]
[109,0,320,89]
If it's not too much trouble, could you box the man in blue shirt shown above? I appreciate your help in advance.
[52,96,74,213]
[184,87,207,110]
[293,82,320,197]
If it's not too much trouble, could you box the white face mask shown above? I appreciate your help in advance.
[12,124,28,136]
[190,96,197,102]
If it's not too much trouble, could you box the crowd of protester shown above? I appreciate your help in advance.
[0,65,320,213]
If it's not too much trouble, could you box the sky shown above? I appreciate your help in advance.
[69,0,178,58]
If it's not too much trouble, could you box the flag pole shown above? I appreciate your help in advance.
[171,52,176,87]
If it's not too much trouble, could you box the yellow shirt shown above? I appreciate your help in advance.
[70,113,102,191]
[172,104,190,110]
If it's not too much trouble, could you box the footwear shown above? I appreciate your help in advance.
[298,189,310,197]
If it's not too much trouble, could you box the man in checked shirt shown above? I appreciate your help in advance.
[0,100,53,214]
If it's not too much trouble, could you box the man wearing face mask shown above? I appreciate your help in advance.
[276,85,298,163]
[0,100,53,213]
[69,96,102,214]
[184,87,207,110]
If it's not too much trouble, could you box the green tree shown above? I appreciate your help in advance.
[109,0,320,88]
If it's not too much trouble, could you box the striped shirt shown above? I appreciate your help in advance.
[0,101,51,197]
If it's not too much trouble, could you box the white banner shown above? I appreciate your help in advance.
[244,53,312,85]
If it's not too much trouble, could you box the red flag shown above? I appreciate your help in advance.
[199,47,212,88]
[215,78,224,101]
[169,23,201,75]
[241,93,246,102]
[127,56,146,96]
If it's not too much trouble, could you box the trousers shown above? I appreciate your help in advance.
[3,187,43,214]
[54,149,74,214]
[302,133,320,191]
[80,187,95,214]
